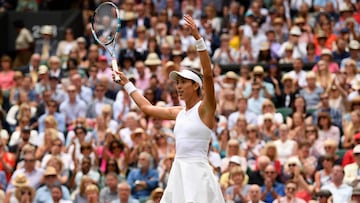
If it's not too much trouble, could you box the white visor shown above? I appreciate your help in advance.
[169,69,202,88]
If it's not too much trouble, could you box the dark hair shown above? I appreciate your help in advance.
[317,112,332,129]
[291,95,307,113]
[74,125,87,134]
[187,68,203,96]
[109,139,124,152]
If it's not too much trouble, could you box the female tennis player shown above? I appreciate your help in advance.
[113,15,224,203]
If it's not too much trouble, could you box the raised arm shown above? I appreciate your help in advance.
[183,15,216,127]
[113,73,182,120]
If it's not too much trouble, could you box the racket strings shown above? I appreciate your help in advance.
[93,4,118,45]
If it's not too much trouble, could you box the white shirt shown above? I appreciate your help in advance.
[274,139,297,165]
[321,182,352,203]
[119,127,133,148]
[288,70,307,88]
[9,130,38,146]
[278,41,307,59]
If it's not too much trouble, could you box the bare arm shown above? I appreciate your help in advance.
[113,73,182,120]
[183,15,216,129]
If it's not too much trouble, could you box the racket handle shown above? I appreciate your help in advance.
[111,58,121,82]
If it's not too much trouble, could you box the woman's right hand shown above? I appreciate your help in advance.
[112,71,129,86]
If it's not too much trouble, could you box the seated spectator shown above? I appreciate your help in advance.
[145,187,163,203]
[241,125,266,170]
[272,180,306,203]
[51,184,72,203]
[8,125,37,154]
[0,139,15,181]
[99,172,119,203]
[342,133,360,167]
[74,156,100,190]
[248,155,271,186]
[45,155,70,185]
[321,165,353,203]
[220,155,249,190]
[34,166,71,202]
[274,124,298,165]
[127,152,159,201]
[38,100,66,134]
[261,164,285,203]
[287,112,306,143]
[316,140,342,170]
[343,110,360,150]
[37,116,65,146]
[284,157,314,202]
[13,183,35,203]
[224,166,250,202]
[314,155,335,193]
[35,128,58,160]
[344,145,360,186]
[312,92,342,129]
[85,184,100,203]
[259,142,281,174]
[72,175,95,203]
[299,71,324,110]
[112,182,139,203]
[308,189,332,203]
[248,184,265,203]
[316,112,340,145]
[257,99,283,129]
[243,66,275,100]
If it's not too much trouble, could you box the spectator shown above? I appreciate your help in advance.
[344,145,360,185]
[248,155,271,185]
[33,166,71,202]
[261,164,285,203]
[312,92,342,129]
[145,187,163,203]
[38,100,65,133]
[51,184,72,203]
[13,19,34,68]
[299,71,324,110]
[272,180,306,203]
[72,175,95,203]
[314,154,335,193]
[99,172,120,203]
[59,85,87,125]
[321,165,353,203]
[13,183,36,203]
[127,152,159,201]
[34,25,58,63]
[85,184,100,203]
[56,28,77,64]
[343,132,360,166]
[248,184,265,203]
[112,182,139,203]
[224,166,250,203]
[287,58,308,89]
[74,156,100,190]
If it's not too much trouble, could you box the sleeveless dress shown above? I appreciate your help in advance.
[160,101,225,203]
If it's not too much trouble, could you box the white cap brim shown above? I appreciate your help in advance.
[169,69,202,88]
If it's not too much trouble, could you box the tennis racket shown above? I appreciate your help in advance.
[91,1,121,82]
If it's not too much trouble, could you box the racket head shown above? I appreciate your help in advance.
[91,2,121,46]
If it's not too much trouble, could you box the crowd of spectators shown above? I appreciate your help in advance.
[3,0,360,203]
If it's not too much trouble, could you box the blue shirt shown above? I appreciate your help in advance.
[312,107,343,129]
[111,197,140,203]
[261,182,285,203]
[243,82,275,99]
[38,112,66,133]
[247,97,265,115]
[34,185,71,203]
[127,168,159,200]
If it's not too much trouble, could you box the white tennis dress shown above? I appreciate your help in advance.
[160,101,225,203]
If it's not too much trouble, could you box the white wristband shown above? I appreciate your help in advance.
[195,38,207,51]
[124,82,137,95]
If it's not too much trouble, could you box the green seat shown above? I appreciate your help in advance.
[276,107,293,119]
[336,149,347,159]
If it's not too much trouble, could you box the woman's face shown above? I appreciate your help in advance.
[175,77,198,100]
[232,173,244,184]
[293,113,303,126]
[263,104,273,113]
[319,117,330,128]
[247,129,257,139]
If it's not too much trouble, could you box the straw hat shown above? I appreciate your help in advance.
[38,65,49,74]
[123,12,137,21]
[43,166,57,177]
[349,40,360,50]
[273,17,283,24]
[40,25,53,35]
[317,30,327,38]
[253,65,264,74]
[339,3,353,12]
[131,128,144,140]
[76,37,86,43]
[224,71,238,80]
[281,74,294,82]
[12,174,29,187]
[289,26,301,36]
[144,53,161,66]
[285,43,294,50]
[294,17,305,24]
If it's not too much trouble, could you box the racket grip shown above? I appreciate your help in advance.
[111,58,121,82]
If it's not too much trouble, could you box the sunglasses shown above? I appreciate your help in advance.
[306,129,316,133]
[265,171,276,174]
[286,187,296,191]
[24,159,35,162]
[288,163,296,167]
